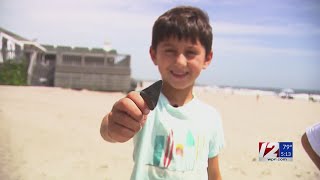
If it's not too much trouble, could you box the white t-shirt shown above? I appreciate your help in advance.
[306,122,320,157]
[130,93,224,180]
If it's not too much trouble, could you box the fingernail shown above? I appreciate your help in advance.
[144,109,150,115]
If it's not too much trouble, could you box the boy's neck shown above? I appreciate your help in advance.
[161,82,194,107]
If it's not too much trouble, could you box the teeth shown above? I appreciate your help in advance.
[171,71,187,75]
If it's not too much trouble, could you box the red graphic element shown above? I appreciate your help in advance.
[259,142,279,158]
[164,130,174,168]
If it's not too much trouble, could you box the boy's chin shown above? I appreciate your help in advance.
[165,81,194,90]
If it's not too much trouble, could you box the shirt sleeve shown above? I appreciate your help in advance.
[208,111,225,158]
[306,122,320,157]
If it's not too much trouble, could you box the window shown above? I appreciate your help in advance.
[84,56,104,66]
[62,55,81,66]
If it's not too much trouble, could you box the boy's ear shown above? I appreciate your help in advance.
[203,50,213,69]
[149,47,157,65]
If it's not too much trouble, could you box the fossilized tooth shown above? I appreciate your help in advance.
[140,80,163,110]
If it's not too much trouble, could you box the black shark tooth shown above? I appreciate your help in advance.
[140,80,163,110]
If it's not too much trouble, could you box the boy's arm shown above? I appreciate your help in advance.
[208,156,222,180]
[301,132,320,170]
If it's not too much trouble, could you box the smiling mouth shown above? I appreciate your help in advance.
[170,71,189,78]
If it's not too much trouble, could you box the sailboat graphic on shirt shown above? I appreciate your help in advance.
[153,130,173,167]
[152,128,204,171]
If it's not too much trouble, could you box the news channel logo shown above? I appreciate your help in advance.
[258,142,293,161]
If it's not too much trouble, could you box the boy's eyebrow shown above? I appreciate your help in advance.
[186,44,199,48]
[161,42,175,47]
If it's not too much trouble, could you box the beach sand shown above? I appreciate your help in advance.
[0,85,319,180]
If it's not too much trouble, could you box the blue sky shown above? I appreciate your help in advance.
[1,0,319,90]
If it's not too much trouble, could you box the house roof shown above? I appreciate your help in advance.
[0,27,46,52]
[0,27,29,41]
[91,48,106,54]
[41,44,56,51]
[73,47,90,53]
[56,46,72,51]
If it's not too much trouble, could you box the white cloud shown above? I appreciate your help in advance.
[215,37,320,59]
[213,22,320,37]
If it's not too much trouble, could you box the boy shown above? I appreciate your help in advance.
[301,122,320,170]
[100,6,224,180]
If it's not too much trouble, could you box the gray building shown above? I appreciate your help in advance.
[44,45,133,91]
[0,27,135,92]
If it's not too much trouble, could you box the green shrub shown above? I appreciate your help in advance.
[0,59,28,85]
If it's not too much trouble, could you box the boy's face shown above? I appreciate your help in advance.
[150,37,212,90]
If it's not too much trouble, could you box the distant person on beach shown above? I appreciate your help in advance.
[301,122,320,170]
[100,6,224,180]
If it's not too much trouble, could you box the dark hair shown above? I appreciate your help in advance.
[151,6,213,56]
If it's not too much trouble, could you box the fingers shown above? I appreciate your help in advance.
[111,111,142,133]
[113,91,150,122]
[107,91,150,143]
[126,91,150,115]
[108,112,142,143]
[108,122,135,143]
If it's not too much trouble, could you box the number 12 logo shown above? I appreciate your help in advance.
[259,142,279,158]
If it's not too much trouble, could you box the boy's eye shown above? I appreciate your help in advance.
[186,50,198,57]
[186,51,197,55]
[165,49,176,54]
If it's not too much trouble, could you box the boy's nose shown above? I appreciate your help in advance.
[175,53,187,67]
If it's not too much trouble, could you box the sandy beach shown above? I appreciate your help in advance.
[0,85,319,180]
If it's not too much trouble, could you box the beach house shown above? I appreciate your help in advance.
[0,27,135,92]
[44,45,134,91]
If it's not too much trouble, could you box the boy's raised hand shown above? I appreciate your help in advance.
[101,80,162,143]
[106,91,150,142]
